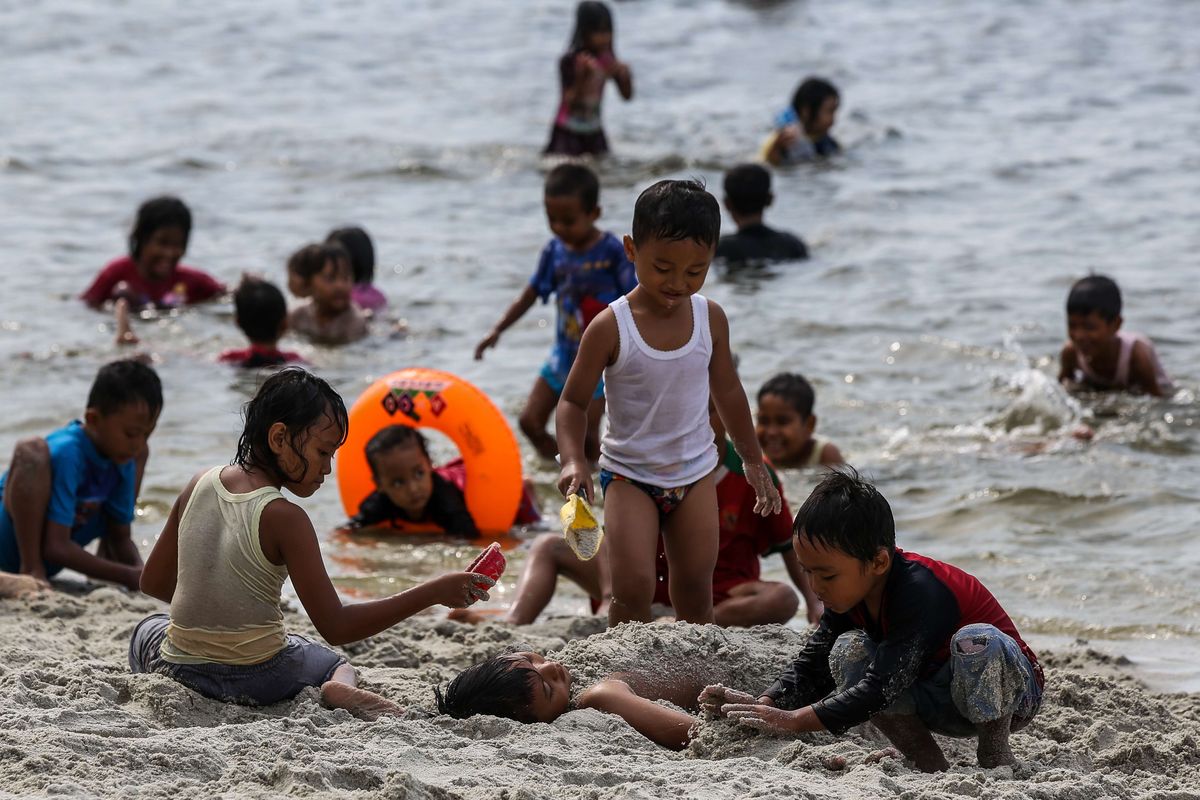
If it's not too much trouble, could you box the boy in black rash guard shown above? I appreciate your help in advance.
[715,164,808,265]
[701,469,1043,772]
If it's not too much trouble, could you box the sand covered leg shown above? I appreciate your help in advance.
[321,664,403,720]
[976,715,1016,767]
[870,713,950,772]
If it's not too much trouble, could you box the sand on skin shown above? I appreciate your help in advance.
[1,588,1198,799]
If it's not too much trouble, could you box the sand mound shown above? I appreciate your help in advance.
[1,589,1197,799]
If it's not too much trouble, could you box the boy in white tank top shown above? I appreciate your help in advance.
[556,179,781,628]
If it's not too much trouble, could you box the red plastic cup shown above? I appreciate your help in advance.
[467,542,506,583]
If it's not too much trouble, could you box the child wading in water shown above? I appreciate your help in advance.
[131,368,492,717]
[476,164,636,461]
[556,180,781,627]
[544,1,633,156]
[703,470,1044,772]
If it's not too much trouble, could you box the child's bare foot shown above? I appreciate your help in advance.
[447,607,507,625]
[977,716,1017,768]
[321,681,403,721]
[864,746,900,764]
[0,572,45,598]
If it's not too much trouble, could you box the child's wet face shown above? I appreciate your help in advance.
[136,226,187,282]
[86,402,158,465]
[545,193,600,251]
[371,443,435,518]
[756,393,815,466]
[624,235,713,313]
[792,534,884,615]
[802,95,840,140]
[309,257,353,315]
[584,30,612,55]
[510,652,572,723]
[276,414,343,497]
[1067,311,1121,358]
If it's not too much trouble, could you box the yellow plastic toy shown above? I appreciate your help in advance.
[559,494,603,560]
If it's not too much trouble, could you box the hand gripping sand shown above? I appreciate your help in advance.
[560,494,603,560]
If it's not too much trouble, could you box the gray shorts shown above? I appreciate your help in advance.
[129,612,347,706]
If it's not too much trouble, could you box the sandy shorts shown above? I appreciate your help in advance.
[830,623,1043,737]
[128,612,346,707]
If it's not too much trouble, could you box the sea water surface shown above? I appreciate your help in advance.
[2,0,1197,689]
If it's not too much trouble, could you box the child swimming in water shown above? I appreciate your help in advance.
[131,368,492,717]
[1058,274,1172,397]
[82,196,225,309]
[218,277,304,369]
[475,164,636,461]
[756,373,843,468]
[702,469,1044,772]
[762,77,841,166]
[326,226,386,313]
[286,242,369,345]
[544,1,633,156]
[556,179,781,627]
[716,164,809,265]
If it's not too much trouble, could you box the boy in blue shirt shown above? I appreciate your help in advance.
[0,359,162,590]
[475,163,636,460]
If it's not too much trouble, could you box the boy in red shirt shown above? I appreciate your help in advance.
[82,197,225,309]
[703,469,1043,772]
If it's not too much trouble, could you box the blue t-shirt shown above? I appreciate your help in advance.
[529,231,637,384]
[0,420,137,575]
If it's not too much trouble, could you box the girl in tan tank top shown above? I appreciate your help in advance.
[133,368,494,717]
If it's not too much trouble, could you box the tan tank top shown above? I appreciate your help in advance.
[161,466,290,665]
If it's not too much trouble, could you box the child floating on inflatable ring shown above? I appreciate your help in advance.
[341,426,540,537]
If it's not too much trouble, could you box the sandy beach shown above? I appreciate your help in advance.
[2,587,1197,799]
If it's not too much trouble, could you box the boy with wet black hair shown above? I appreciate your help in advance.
[286,242,369,345]
[1059,274,1171,397]
[716,164,808,264]
[0,359,162,590]
[701,468,1044,772]
[219,277,303,369]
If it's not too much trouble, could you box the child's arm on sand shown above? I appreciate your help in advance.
[577,679,695,750]
[264,499,492,646]
[556,309,618,501]
[141,472,204,602]
[103,521,143,569]
[706,300,780,516]
[41,519,141,590]
[475,286,538,359]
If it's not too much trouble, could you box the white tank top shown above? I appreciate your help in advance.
[599,294,718,488]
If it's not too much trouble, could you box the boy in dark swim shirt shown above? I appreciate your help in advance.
[702,469,1043,772]
[715,165,808,265]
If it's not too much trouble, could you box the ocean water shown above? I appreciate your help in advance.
[2,0,1197,689]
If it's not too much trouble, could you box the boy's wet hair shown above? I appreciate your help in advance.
[724,164,773,217]
[365,425,431,476]
[791,77,840,123]
[545,163,600,213]
[1066,274,1122,322]
[631,179,720,249]
[234,277,287,344]
[288,242,351,283]
[326,227,375,285]
[235,367,348,485]
[570,1,614,51]
[794,467,895,562]
[128,196,191,259]
[758,372,815,419]
[87,359,163,418]
[435,655,537,724]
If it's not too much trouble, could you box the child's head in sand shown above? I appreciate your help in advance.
[234,366,348,496]
[436,650,572,724]
[544,163,602,251]
[791,468,895,614]
[364,425,436,520]
[756,372,823,467]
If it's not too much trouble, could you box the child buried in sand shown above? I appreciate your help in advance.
[131,368,493,718]
[700,469,1044,772]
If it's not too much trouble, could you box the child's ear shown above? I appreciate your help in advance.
[869,546,891,576]
[589,205,602,223]
[623,235,637,263]
[1112,314,1124,332]
[267,421,290,456]
[83,408,101,428]
[805,414,817,435]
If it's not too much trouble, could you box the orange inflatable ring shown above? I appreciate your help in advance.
[337,368,523,537]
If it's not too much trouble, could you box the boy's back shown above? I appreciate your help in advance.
[763,548,1042,733]
[0,420,135,575]
[716,224,808,264]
